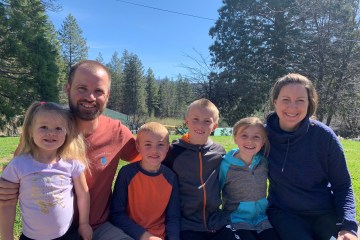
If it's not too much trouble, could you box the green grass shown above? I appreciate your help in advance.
[211,136,360,223]
[1,136,359,237]
[0,137,19,170]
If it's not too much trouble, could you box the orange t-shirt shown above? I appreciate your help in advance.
[76,115,139,229]
[110,162,180,240]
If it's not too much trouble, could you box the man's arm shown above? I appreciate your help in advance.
[0,201,16,240]
[0,142,20,205]
[0,178,19,205]
[117,124,140,163]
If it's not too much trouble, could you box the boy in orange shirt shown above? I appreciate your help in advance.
[110,122,180,240]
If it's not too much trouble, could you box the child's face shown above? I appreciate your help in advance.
[136,131,169,172]
[31,111,67,155]
[185,106,218,145]
[234,126,265,161]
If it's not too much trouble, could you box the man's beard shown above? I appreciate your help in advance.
[69,99,105,121]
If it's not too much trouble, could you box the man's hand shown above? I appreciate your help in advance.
[0,178,19,206]
[140,231,162,240]
[338,230,358,240]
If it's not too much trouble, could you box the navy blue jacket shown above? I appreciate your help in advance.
[162,136,227,232]
[265,112,358,235]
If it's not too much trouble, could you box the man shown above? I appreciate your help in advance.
[0,60,139,240]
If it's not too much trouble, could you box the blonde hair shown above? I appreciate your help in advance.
[186,98,220,123]
[136,122,170,143]
[270,73,318,117]
[17,102,88,169]
[233,117,269,157]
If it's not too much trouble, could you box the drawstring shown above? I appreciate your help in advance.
[282,138,290,172]
[198,169,216,189]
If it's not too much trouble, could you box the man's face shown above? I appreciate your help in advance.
[66,67,110,121]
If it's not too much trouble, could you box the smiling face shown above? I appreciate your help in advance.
[234,125,265,163]
[31,111,67,155]
[274,83,309,132]
[185,105,218,145]
[66,66,110,121]
[136,131,169,172]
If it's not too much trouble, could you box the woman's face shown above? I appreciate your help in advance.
[274,84,309,132]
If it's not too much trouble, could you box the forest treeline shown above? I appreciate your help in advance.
[1,0,360,137]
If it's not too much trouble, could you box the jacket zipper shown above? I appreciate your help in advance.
[198,146,212,232]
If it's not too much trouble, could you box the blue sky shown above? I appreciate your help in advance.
[47,0,223,79]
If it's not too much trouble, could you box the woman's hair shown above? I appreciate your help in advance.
[270,73,318,117]
[233,117,269,157]
[17,102,88,169]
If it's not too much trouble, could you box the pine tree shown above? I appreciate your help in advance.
[96,52,104,64]
[58,14,88,71]
[145,68,158,117]
[209,0,360,126]
[122,51,146,116]
[175,75,193,118]
[156,79,176,118]
[0,0,60,132]
[107,51,124,112]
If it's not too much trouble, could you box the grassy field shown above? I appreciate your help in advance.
[0,136,359,237]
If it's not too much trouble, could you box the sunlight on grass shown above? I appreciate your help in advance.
[1,136,359,236]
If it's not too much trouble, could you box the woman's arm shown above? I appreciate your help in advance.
[73,173,92,240]
[326,129,358,236]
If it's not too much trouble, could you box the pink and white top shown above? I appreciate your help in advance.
[1,154,84,240]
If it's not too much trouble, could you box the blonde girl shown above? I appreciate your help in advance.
[0,102,92,240]
[219,117,279,240]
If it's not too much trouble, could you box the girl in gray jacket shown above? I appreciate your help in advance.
[219,117,279,240]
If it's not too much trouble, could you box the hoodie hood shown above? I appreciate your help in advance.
[223,149,263,170]
[266,112,310,146]
[265,112,310,172]
[175,133,216,152]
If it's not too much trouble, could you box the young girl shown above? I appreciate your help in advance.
[0,102,92,240]
[219,117,279,240]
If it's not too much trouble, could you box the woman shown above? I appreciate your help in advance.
[265,73,358,240]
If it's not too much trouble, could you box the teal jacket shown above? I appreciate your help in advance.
[219,149,273,232]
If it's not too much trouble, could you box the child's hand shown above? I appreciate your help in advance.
[140,231,162,240]
[78,223,93,240]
